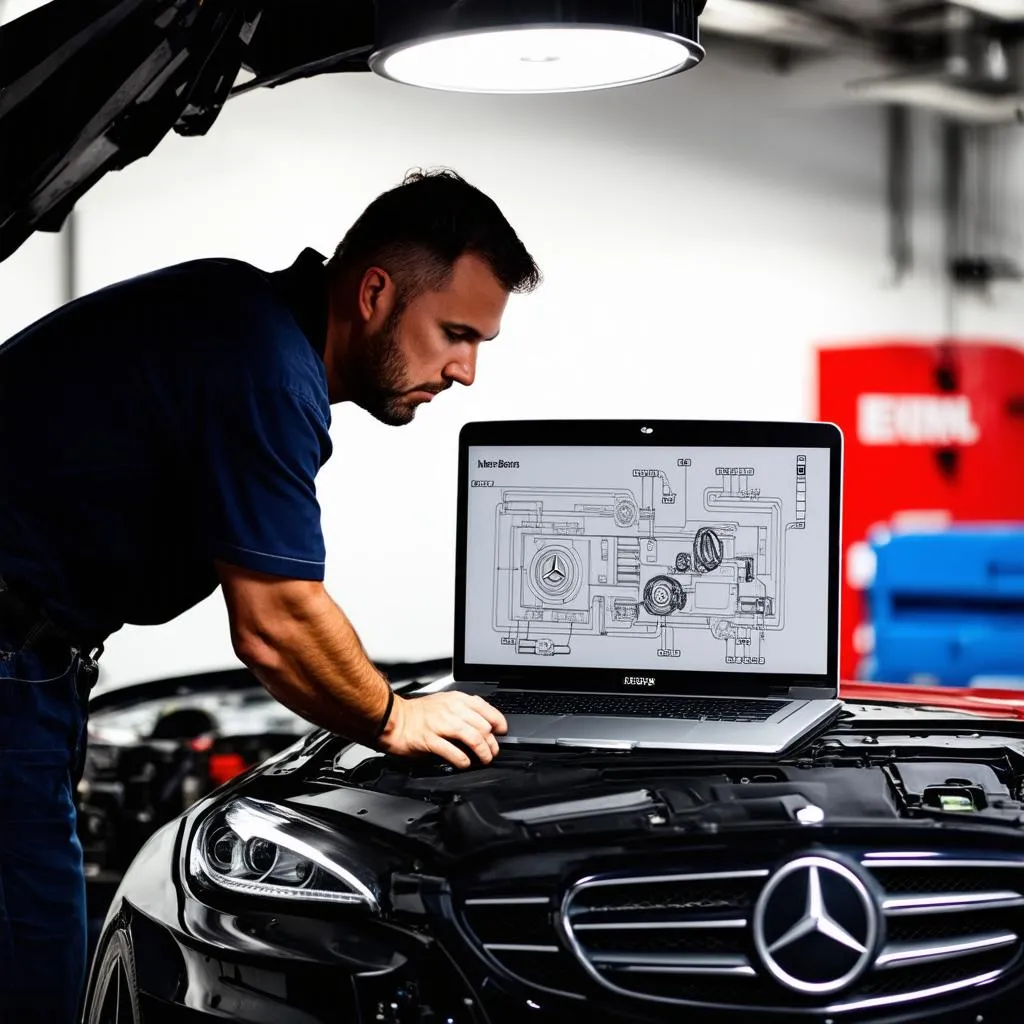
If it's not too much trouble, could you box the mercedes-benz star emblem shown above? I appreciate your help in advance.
[752,855,880,995]
[542,554,567,585]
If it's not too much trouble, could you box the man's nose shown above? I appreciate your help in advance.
[444,346,477,388]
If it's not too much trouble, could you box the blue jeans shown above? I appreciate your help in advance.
[0,628,90,1024]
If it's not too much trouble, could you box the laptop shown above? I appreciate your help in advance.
[450,419,844,754]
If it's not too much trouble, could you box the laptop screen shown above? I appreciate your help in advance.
[454,421,842,696]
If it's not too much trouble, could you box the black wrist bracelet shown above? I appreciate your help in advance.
[375,688,395,738]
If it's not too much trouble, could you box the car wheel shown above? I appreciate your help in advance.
[85,930,143,1024]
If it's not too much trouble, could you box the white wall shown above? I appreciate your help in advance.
[3,44,1024,688]
[0,229,65,343]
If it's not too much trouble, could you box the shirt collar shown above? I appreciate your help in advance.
[270,248,329,359]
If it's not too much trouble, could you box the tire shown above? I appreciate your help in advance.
[83,929,143,1024]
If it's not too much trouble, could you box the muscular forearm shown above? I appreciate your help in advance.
[220,567,392,741]
[216,564,506,768]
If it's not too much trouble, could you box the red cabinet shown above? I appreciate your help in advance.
[816,340,1024,679]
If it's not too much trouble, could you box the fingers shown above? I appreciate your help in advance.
[427,735,473,770]
[423,709,495,765]
[423,691,505,727]
[458,706,501,758]
[428,694,501,765]
[460,693,509,735]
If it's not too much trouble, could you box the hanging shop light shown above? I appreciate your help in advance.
[369,1,707,94]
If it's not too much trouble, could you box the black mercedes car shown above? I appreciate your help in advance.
[82,676,1024,1024]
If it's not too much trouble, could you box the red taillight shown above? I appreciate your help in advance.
[208,752,249,786]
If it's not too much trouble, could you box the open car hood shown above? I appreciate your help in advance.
[0,0,374,264]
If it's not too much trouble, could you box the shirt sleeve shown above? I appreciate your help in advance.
[192,384,333,580]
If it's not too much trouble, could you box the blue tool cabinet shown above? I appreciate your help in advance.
[864,526,1024,687]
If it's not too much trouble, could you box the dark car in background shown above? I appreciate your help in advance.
[82,676,1024,1024]
[76,660,451,955]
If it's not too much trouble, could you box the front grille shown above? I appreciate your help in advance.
[563,867,768,1001]
[460,893,588,1000]
[459,848,1024,1015]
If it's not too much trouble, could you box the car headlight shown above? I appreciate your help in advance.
[188,796,380,910]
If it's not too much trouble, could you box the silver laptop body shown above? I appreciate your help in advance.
[450,419,844,755]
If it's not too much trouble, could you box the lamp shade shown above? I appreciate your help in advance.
[370,0,706,94]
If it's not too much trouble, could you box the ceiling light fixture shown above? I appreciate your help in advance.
[369,0,706,94]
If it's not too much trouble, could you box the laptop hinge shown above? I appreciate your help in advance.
[771,684,830,701]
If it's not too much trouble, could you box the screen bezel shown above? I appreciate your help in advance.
[453,419,843,697]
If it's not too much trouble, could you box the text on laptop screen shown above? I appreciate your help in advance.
[464,444,831,676]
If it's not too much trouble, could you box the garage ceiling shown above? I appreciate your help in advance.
[2,0,1023,266]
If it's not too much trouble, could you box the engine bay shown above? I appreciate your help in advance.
[80,679,1024,881]
[267,707,1024,857]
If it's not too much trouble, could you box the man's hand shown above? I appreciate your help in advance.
[378,691,508,768]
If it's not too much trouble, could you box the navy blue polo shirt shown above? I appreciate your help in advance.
[0,248,334,645]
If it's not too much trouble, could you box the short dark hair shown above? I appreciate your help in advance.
[328,168,541,302]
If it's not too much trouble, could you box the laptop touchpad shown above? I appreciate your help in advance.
[531,716,698,741]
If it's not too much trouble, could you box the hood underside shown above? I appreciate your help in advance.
[0,0,374,264]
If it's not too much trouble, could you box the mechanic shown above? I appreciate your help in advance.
[0,168,541,1023]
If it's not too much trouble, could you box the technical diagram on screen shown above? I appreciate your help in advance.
[488,453,813,669]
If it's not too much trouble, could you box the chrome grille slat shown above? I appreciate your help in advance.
[614,964,758,977]
[826,967,1007,1014]
[876,931,1018,970]
[574,918,747,931]
[575,869,769,888]
[882,891,1024,915]
[862,858,1024,869]
[464,896,549,906]
[592,951,752,971]
[484,943,560,953]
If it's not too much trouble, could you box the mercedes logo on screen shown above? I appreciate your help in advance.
[542,554,567,585]
[752,855,881,995]
[529,544,581,603]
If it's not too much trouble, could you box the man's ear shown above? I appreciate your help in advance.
[357,266,393,325]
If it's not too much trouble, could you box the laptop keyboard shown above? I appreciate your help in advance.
[488,693,787,722]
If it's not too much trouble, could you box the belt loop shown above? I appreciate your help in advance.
[75,647,102,701]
